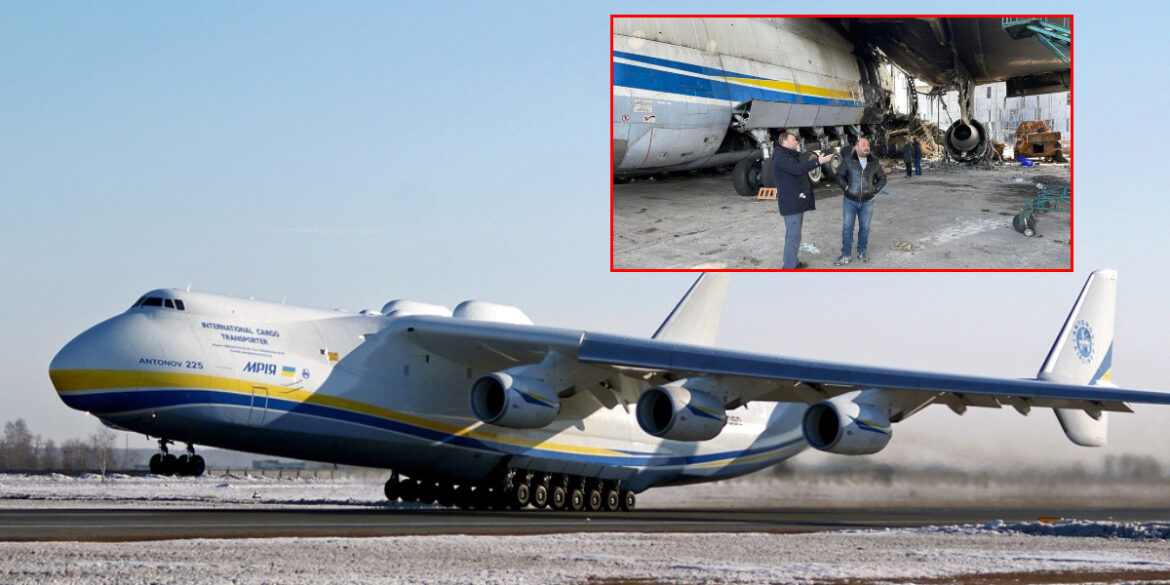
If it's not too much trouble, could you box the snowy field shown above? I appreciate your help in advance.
[3,473,1170,584]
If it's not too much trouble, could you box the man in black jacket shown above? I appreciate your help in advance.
[772,132,835,269]
[833,138,887,265]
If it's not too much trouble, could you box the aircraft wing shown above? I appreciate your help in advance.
[837,17,1071,96]
[577,332,1170,413]
[388,315,1169,414]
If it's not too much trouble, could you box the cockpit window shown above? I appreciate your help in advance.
[142,297,163,307]
[133,295,187,311]
[175,299,185,311]
[164,299,175,309]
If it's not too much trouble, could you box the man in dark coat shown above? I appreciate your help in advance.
[902,140,914,177]
[833,138,887,265]
[772,132,835,269]
[912,137,923,176]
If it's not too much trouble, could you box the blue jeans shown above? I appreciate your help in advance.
[782,212,803,269]
[914,158,922,175]
[841,198,874,257]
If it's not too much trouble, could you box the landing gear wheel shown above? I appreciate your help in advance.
[436,483,456,508]
[620,490,636,511]
[603,488,621,512]
[160,454,177,476]
[188,455,205,477]
[149,453,163,475]
[551,485,567,510]
[398,478,419,503]
[512,482,531,508]
[821,147,841,180]
[532,483,549,509]
[802,151,823,182]
[586,489,603,512]
[569,489,585,511]
[384,475,400,501]
[732,157,763,196]
[416,482,437,505]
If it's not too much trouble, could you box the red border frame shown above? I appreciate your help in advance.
[610,14,1074,273]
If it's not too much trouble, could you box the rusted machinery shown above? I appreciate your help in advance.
[1014,120,1066,162]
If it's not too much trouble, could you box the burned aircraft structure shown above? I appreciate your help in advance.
[612,17,1071,193]
[833,17,1070,163]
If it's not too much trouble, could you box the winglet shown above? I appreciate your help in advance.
[652,274,730,347]
[1039,269,1117,447]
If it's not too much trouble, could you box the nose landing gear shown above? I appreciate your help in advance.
[148,439,205,477]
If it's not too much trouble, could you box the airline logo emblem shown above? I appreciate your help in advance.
[1073,320,1094,364]
[243,362,278,375]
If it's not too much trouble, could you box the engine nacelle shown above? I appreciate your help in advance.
[636,383,726,442]
[802,394,892,455]
[944,119,990,162]
[469,372,558,428]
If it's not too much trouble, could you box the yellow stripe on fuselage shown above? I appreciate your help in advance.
[723,77,855,100]
[49,369,630,457]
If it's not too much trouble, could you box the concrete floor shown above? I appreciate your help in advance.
[613,160,1071,270]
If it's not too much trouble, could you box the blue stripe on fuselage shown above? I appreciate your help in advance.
[613,62,863,108]
[68,388,800,468]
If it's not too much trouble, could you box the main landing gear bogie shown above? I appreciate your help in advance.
[382,470,637,513]
[148,439,205,477]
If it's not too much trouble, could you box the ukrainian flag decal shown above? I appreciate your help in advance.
[281,366,296,378]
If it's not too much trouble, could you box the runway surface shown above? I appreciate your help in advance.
[6,505,1170,541]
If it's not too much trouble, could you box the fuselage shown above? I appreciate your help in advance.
[612,17,891,175]
[49,289,807,492]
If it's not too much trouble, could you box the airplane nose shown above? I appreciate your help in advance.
[49,314,144,411]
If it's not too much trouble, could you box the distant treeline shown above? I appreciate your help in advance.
[0,418,121,473]
[771,454,1168,482]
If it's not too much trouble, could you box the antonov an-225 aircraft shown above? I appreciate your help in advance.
[50,270,1170,512]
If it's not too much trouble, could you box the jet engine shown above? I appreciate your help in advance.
[469,372,559,428]
[944,119,990,162]
[636,382,726,441]
[801,394,892,455]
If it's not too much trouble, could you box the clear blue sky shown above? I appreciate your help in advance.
[2,1,1167,468]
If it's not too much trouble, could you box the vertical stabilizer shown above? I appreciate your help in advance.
[652,274,730,347]
[1039,269,1117,447]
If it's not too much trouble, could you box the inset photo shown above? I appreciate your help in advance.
[611,16,1072,271]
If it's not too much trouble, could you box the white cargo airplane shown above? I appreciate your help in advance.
[50,269,1168,512]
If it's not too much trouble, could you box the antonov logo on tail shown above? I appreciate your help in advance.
[47,270,1170,512]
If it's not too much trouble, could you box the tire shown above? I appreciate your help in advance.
[532,484,549,509]
[384,476,399,501]
[802,151,823,183]
[149,454,163,475]
[620,490,636,512]
[760,157,775,188]
[569,489,585,511]
[587,489,603,512]
[176,454,193,477]
[821,148,841,180]
[398,478,419,503]
[189,455,205,477]
[731,157,763,196]
[160,454,178,476]
[604,489,621,512]
[513,483,531,508]
[551,486,567,510]
[436,484,456,508]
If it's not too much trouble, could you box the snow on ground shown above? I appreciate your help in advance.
[3,530,1170,585]
[3,473,1170,584]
